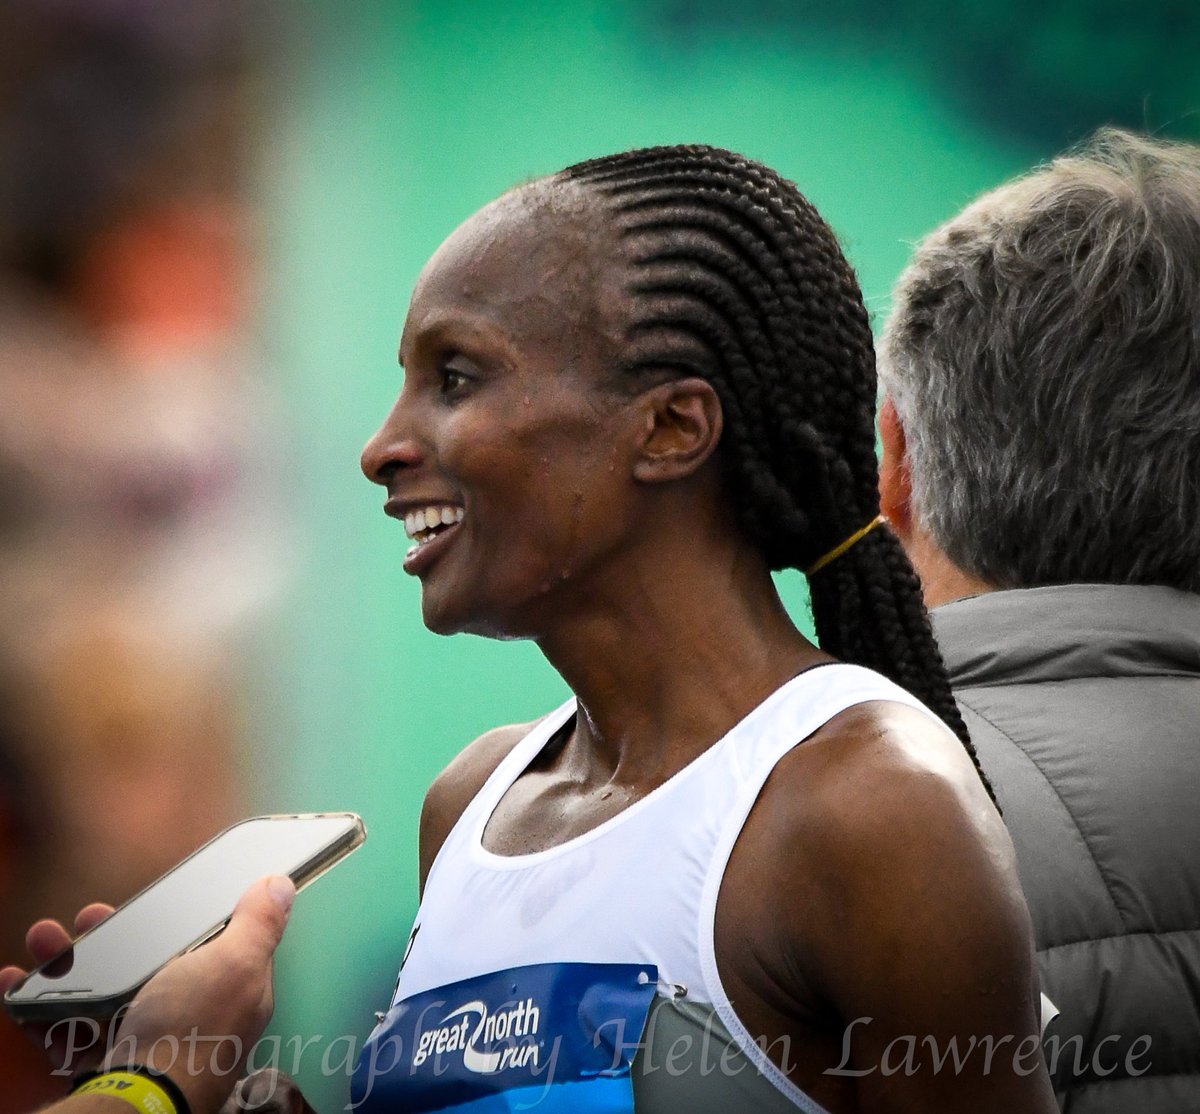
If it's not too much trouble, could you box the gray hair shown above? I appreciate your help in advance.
[880,128,1200,591]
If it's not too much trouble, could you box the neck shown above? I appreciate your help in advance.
[536,539,826,787]
[902,523,995,610]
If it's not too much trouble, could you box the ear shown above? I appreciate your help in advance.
[878,395,914,539]
[630,377,724,484]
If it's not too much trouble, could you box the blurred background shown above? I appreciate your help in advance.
[1,0,1196,1108]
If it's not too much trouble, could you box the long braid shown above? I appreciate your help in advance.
[560,145,990,795]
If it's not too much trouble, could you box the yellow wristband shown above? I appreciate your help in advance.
[72,1071,178,1114]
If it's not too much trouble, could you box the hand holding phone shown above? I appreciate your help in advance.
[3,812,365,1023]
[0,875,300,1114]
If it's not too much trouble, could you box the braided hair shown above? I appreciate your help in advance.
[558,145,989,790]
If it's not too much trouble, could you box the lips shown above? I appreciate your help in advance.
[386,500,466,576]
[402,517,462,576]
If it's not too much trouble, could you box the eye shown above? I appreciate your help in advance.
[438,361,473,399]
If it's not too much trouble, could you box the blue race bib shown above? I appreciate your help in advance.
[351,962,658,1112]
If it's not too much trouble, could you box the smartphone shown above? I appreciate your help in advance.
[4,812,366,1021]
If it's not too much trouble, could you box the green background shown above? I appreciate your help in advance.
[249,1,1196,1104]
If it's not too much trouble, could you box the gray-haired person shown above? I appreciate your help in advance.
[878,128,1200,1113]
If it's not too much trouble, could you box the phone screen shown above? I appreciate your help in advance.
[6,813,364,1018]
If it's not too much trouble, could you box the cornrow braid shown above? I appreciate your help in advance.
[559,144,991,795]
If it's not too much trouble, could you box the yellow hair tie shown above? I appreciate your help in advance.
[805,515,886,576]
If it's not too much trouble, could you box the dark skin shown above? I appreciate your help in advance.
[3,182,1056,1113]
[365,182,1057,1113]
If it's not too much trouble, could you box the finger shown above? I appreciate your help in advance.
[233,1068,296,1112]
[26,920,72,963]
[236,1069,313,1114]
[217,876,296,963]
[0,965,28,995]
[74,904,115,935]
[23,905,114,969]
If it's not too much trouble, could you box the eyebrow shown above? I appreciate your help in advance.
[400,313,519,369]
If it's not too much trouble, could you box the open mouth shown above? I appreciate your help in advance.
[404,504,464,553]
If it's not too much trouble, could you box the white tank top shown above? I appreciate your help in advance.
[380,663,952,1112]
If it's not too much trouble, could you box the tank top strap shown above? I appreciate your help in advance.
[721,662,944,785]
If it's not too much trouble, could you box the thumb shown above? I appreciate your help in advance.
[219,875,296,961]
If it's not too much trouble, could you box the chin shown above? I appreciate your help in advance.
[420,595,495,639]
[420,596,536,642]
[420,602,468,638]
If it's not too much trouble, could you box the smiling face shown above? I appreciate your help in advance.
[361,183,643,638]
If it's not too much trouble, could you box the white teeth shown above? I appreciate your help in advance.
[401,504,464,541]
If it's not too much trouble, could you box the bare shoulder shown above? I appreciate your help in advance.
[731,699,1053,1109]
[724,699,1055,1110]
[779,699,1008,859]
[727,697,1019,950]
[418,719,540,892]
[759,699,1023,945]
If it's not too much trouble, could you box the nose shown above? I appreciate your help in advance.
[361,393,425,486]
